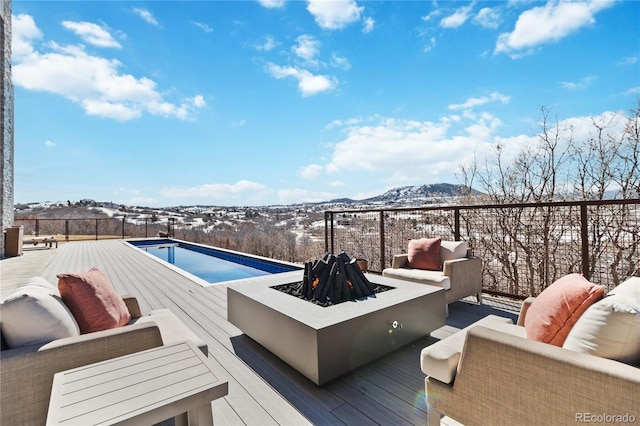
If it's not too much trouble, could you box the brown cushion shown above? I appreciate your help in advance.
[57,267,131,333]
[524,273,605,346]
[407,238,441,271]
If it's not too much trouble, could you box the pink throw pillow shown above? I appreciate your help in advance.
[57,267,131,334]
[524,273,605,346]
[407,238,441,271]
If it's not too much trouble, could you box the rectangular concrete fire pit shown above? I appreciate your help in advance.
[227,270,445,385]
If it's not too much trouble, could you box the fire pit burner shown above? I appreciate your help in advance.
[273,252,392,307]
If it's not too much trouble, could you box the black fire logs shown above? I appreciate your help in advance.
[302,252,376,305]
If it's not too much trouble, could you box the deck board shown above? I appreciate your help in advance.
[2,239,521,425]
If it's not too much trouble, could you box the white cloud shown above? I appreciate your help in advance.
[255,35,279,51]
[258,0,286,9]
[12,14,42,58]
[440,3,474,28]
[319,108,626,193]
[292,34,321,66]
[362,17,375,33]
[192,95,206,108]
[132,8,159,26]
[447,92,510,111]
[266,63,336,96]
[12,15,205,121]
[82,99,141,121]
[193,22,213,33]
[300,164,323,179]
[266,35,340,96]
[331,53,350,70]
[495,0,615,56]
[322,114,533,184]
[617,55,638,66]
[44,140,56,148]
[473,7,501,29]
[307,0,364,30]
[560,76,596,90]
[232,119,246,127]
[161,180,267,200]
[326,118,455,174]
[62,21,121,48]
[423,36,437,53]
[422,9,442,22]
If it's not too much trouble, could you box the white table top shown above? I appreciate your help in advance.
[47,341,228,425]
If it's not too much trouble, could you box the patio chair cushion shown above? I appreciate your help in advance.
[563,277,640,365]
[382,267,451,290]
[420,315,517,384]
[407,238,441,270]
[58,267,131,334]
[524,273,605,346]
[17,276,61,296]
[0,283,80,348]
[439,240,468,264]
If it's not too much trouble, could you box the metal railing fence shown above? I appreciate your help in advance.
[324,199,640,298]
[14,217,176,241]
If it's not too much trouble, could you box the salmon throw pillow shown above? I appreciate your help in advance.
[407,238,441,271]
[524,273,605,346]
[58,267,131,333]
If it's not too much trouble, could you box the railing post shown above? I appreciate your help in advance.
[379,211,385,271]
[454,208,461,241]
[35,218,40,237]
[145,218,148,238]
[65,219,69,242]
[324,212,329,253]
[329,213,335,254]
[122,216,126,239]
[580,203,590,280]
[95,219,98,240]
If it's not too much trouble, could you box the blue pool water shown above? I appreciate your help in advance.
[130,239,300,284]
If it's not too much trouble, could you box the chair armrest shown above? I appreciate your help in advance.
[0,322,163,425]
[442,256,481,277]
[442,257,482,301]
[427,326,640,426]
[391,254,409,269]
[121,294,143,319]
[517,296,536,326]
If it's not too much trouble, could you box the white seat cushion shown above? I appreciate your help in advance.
[421,315,518,384]
[382,268,451,290]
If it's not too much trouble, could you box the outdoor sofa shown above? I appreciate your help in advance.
[0,271,207,425]
[422,275,640,425]
[382,238,482,310]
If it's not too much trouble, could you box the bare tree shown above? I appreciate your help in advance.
[458,103,640,292]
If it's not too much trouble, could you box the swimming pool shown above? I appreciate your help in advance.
[129,239,301,285]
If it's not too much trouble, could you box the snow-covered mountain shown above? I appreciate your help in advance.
[363,183,475,204]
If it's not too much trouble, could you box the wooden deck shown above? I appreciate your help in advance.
[1,240,521,425]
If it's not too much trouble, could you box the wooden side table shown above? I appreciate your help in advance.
[47,341,228,425]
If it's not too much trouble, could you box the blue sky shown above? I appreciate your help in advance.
[11,0,639,207]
